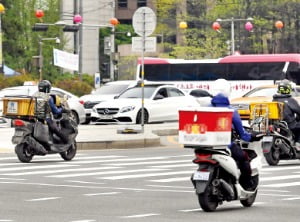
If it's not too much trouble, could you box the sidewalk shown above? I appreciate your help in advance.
[0,122,179,153]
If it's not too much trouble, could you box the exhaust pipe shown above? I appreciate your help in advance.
[213,179,234,200]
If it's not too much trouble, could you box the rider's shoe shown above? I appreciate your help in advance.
[295,142,300,152]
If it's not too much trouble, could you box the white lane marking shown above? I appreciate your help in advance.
[1,166,121,176]
[147,184,191,189]
[120,213,160,218]
[0,178,26,181]
[66,180,105,185]
[63,156,170,165]
[0,164,78,172]
[149,177,190,182]
[179,208,201,212]
[282,196,300,200]
[150,163,195,168]
[259,193,294,197]
[261,166,300,171]
[260,175,300,181]
[84,192,120,196]
[0,220,13,222]
[100,171,192,180]
[70,220,96,222]
[26,197,61,202]
[48,168,168,178]
[259,189,290,193]
[105,159,191,166]
[260,181,300,188]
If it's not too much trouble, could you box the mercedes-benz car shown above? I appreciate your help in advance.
[90,84,197,124]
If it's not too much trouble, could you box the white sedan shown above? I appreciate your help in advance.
[90,84,197,124]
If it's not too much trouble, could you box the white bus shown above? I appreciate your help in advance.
[136,54,300,98]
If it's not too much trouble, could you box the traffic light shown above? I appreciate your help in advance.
[100,63,110,78]
[32,23,49,32]
[63,25,80,32]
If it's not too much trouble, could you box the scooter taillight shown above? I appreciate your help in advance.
[193,153,217,164]
[268,125,274,132]
[13,119,25,127]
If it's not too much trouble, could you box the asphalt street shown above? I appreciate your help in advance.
[0,147,300,222]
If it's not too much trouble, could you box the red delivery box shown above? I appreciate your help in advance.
[178,107,233,147]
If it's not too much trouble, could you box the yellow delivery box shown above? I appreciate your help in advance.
[2,96,36,118]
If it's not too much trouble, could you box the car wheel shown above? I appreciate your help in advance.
[136,109,149,124]
[71,111,80,125]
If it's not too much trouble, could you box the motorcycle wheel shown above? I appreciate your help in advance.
[15,143,33,163]
[264,147,280,166]
[240,189,258,207]
[198,184,218,212]
[60,141,77,161]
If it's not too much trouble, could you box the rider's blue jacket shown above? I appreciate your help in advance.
[211,93,252,143]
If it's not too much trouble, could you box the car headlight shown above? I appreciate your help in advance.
[92,107,97,113]
[120,106,135,113]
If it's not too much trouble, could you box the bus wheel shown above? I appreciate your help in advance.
[136,109,149,124]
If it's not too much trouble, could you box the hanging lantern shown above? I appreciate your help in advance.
[244,22,253,31]
[110,17,119,26]
[35,9,44,19]
[73,14,82,23]
[212,22,221,31]
[275,20,284,29]
[179,21,187,29]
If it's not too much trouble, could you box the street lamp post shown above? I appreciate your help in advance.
[38,37,60,81]
[0,3,5,74]
[215,17,253,55]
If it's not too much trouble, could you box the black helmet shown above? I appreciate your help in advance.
[277,79,292,95]
[38,80,52,93]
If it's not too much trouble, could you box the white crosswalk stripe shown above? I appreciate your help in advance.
[0,154,299,191]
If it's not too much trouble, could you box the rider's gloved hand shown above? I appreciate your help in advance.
[250,131,265,142]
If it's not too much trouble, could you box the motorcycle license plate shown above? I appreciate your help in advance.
[193,171,210,181]
[14,130,23,136]
[262,136,273,142]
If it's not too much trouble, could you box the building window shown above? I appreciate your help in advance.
[137,0,147,7]
[118,0,127,8]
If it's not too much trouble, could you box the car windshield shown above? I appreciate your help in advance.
[93,84,129,95]
[118,86,157,99]
[244,87,277,97]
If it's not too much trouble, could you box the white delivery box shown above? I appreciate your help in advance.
[178,107,233,147]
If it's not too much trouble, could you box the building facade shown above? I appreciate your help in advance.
[61,0,156,79]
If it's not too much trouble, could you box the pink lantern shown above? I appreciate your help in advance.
[73,14,82,23]
[35,9,44,19]
[244,22,253,31]
[212,22,221,31]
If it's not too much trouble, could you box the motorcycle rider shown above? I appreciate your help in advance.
[273,79,300,150]
[210,79,263,190]
[35,80,70,144]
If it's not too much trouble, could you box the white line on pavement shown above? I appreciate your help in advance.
[26,197,61,202]
[120,213,160,218]
[84,192,120,196]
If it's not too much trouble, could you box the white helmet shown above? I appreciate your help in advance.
[211,78,231,97]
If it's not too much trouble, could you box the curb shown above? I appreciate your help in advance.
[77,129,177,150]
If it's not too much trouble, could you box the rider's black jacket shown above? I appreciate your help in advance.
[273,94,300,129]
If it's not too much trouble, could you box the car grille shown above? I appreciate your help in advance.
[231,104,249,110]
[96,108,119,115]
[84,101,100,109]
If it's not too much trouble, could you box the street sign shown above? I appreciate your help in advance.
[132,7,156,37]
[131,37,156,52]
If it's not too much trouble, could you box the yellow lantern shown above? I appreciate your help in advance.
[179,21,187,29]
